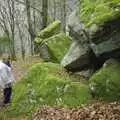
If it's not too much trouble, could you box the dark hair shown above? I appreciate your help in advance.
[2,59,11,68]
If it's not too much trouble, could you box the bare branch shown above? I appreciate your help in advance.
[15,0,42,15]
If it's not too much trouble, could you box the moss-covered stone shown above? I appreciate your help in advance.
[89,59,120,100]
[8,63,91,117]
[35,20,61,44]
[45,33,72,62]
[35,32,72,63]
[34,20,71,63]
[80,0,120,27]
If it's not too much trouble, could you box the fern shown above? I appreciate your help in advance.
[80,0,120,27]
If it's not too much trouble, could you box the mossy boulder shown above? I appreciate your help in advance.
[89,59,120,100]
[45,33,72,62]
[35,20,61,44]
[8,63,91,117]
[80,0,120,27]
[34,20,72,63]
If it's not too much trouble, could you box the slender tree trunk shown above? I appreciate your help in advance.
[8,0,16,59]
[11,31,16,59]
[53,0,56,21]
[61,0,66,32]
[32,1,36,32]
[17,24,25,60]
[42,0,48,29]
[32,1,38,54]
[25,0,35,55]
[63,0,66,32]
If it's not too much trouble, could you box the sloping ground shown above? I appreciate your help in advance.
[0,56,41,120]
[33,101,120,120]
[1,62,91,119]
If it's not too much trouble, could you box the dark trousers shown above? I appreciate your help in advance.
[3,87,12,104]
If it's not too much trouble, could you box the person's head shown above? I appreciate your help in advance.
[2,53,11,67]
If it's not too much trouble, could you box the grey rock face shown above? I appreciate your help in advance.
[91,32,120,57]
[67,10,88,43]
[61,10,93,71]
[39,44,51,61]
[61,41,94,71]
[61,10,120,71]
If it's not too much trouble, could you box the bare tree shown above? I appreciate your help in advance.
[42,0,48,29]
[61,0,66,32]
[17,24,25,60]
[53,0,56,21]
[15,8,26,60]
[0,0,16,58]
[24,0,35,55]
[15,0,42,15]
[0,0,75,59]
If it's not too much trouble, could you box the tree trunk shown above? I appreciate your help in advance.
[42,0,48,29]
[53,0,56,21]
[17,24,25,60]
[61,0,66,32]
[25,0,35,55]
[8,0,16,59]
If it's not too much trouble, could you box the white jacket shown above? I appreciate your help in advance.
[0,61,14,88]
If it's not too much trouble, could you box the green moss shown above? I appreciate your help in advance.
[35,33,72,63]
[34,20,71,63]
[89,60,120,100]
[80,0,120,27]
[45,33,72,62]
[5,63,91,117]
[35,20,61,44]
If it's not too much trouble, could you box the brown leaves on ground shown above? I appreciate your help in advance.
[33,101,120,120]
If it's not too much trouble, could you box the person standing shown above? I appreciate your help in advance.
[0,55,14,106]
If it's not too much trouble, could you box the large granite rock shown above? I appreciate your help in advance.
[91,31,120,67]
[61,41,94,71]
[61,9,120,71]
[67,10,89,44]
[61,10,94,70]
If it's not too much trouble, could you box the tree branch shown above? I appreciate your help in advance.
[15,0,42,15]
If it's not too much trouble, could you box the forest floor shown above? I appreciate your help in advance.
[12,56,42,80]
[0,56,119,120]
[33,101,120,120]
